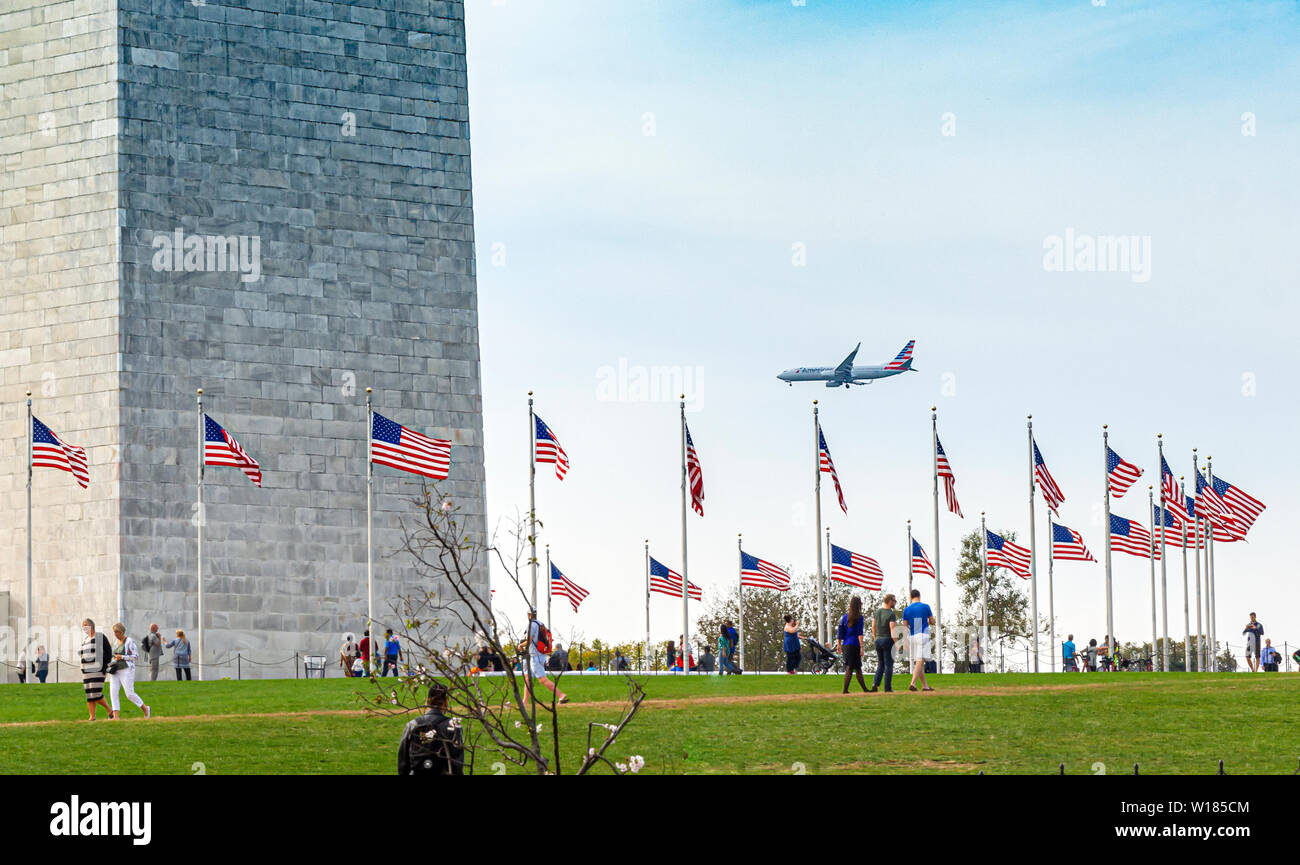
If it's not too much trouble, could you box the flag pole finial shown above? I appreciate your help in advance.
[930,405,936,411]
[1102,423,1108,430]
[196,388,203,395]
[365,387,372,394]
[25,390,31,397]
[1027,413,1032,419]
[528,390,533,396]
[1157,432,1162,439]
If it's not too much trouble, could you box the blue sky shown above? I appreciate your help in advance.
[463,0,1300,660]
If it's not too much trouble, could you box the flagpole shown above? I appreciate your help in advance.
[545,544,552,627]
[1046,496,1056,672]
[1147,485,1157,669]
[906,520,914,600]
[813,401,824,645]
[1192,449,1203,671]
[196,388,205,682]
[825,526,832,631]
[528,392,537,614]
[1026,416,1039,673]
[365,387,373,667]
[1179,476,1190,673]
[979,512,989,655]
[644,539,650,673]
[930,407,943,675]
[25,391,33,686]
[679,396,689,675]
[1206,455,1218,673]
[1157,435,1170,672]
[737,533,745,672]
[1102,426,1114,661]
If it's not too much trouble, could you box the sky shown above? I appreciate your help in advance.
[461,0,1300,661]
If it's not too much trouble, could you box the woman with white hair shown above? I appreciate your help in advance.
[108,622,151,720]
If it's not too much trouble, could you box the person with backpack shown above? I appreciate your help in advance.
[140,624,164,681]
[524,609,568,704]
[382,629,401,677]
[716,625,738,675]
[397,683,464,775]
[724,620,740,672]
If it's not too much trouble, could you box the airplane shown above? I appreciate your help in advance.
[777,340,916,388]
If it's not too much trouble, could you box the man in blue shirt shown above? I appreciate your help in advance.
[902,589,935,692]
[382,629,401,677]
[1062,634,1077,672]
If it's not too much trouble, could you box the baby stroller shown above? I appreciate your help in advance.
[805,636,843,675]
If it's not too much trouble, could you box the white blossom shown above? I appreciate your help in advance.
[615,762,628,773]
[629,755,645,773]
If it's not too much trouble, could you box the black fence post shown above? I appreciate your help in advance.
[295,652,299,679]
[1059,763,1065,775]
[237,653,242,681]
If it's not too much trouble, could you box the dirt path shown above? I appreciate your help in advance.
[0,709,370,729]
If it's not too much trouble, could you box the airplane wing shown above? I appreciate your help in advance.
[830,343,860,385]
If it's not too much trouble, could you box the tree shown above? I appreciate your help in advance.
[366,486,646,775]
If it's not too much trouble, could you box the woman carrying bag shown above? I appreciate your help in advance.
[79,618,114,721]
[108,623,151,720]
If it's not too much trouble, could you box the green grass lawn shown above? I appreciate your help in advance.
[1,672,1296,774]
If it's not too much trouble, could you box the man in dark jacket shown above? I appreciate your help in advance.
[398,683,464,776]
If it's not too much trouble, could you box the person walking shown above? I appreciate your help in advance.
[783,614,802,674]
[716,625,738,675]
[902,589,936,692]
[107,623,151,720]
[869,594,899,692]
[835,596,869,694]
[165,629,193,680]
[523,609,568,704]
[359,630,372,676]
[140,624,164,681]
[80,618,113,721]
[1084,638,1099,672]
[614,649,629,672]
[381,629,401,677]
[967,632,982,673]
[1243,613,1264,673]
[724,620,740,673]
[16,648,26,684]
[34,645,49,683]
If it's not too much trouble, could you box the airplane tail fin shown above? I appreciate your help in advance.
[883,339,915,371]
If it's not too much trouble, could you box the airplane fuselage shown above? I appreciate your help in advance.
[777,365,904,385]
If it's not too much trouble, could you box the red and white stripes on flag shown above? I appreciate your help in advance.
[1109,514,1160,560]
[371,411,450,480]
[911,538,937,580]
[818,426,847,514]
[649,556,702,600]
[1050,522,1096,563]
[830,543,884,591]
[685,423,704,517]
[1106,446,1143,498]
[533,414,569,481]
[1032,439,1065,513]
[1212,473,1264,534]
[740,551,792,591]
[549,562,588,614]
[985,529,1032,579]
[204,414,262,487]
[31,416,89,489]
[935,434,963,518]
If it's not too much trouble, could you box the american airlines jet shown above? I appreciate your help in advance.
[777,340,916,388]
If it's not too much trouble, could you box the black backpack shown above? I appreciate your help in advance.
[406,714,462,776]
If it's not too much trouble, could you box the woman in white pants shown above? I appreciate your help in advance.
[108,623,151,720]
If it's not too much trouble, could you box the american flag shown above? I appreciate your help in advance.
[549,561,589,613]
[830,543,884,591]
[533,414,569,481]
[911,538,937,581]
[1106,446,1143,498]
[1109,513,1159,560]
[204,414,261,487]
[935,434,963,518]
[1182,496,1238,545]
[740,551,792,591]
[1152,503,1180,549]
[1050,522,1095,562]
[1194,472,1244,539]
[371,411,450,480]
[649,556,702,600]
[818,426,847,514]
[1161,457,1191,524]
[1033,439,1065,513]
[685,423,704,517]
[1211,473,1264,534]
[985,529,1031,579]
[31,417,89,489]
[883,339,915,371]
